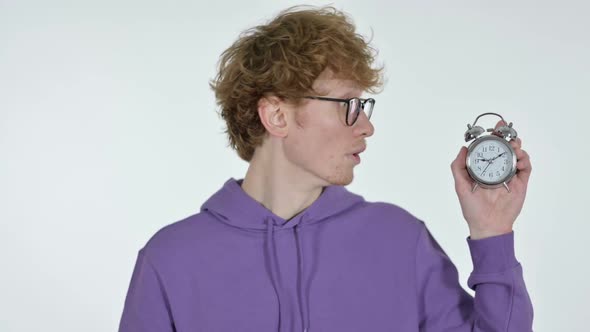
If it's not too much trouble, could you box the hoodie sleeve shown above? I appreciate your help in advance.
[118,249,175,332]
[415,221,534,331]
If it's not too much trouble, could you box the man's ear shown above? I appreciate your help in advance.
[257,96,288,138]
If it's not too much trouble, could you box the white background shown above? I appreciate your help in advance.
[1,0,588,331]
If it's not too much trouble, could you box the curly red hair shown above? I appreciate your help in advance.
[209,5,384,162]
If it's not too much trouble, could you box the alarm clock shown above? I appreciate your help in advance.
[464,112,518,193]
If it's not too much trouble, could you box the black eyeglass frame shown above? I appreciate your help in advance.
[303,96,375,126]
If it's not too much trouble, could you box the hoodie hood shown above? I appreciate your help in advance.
[200,177,365,332]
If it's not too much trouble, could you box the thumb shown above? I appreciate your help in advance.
[492,119,508,137]
[495,119,507,129]
[450,146,472,193]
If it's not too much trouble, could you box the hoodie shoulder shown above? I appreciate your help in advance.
[361,201,425,235]
[139,211,217,264]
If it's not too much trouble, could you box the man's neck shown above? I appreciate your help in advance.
[240,151,324,222]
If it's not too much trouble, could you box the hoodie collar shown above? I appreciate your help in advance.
[200,177,365,230]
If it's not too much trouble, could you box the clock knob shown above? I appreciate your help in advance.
[495,122,518,140]
[464,124,485,142]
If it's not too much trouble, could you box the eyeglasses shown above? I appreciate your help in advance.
[304,96,375,126]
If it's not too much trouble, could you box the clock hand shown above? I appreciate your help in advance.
[490,151,506,162]
[481,160,492,176]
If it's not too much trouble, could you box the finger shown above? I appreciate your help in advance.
[514,146,526,160]
[492,120,507,138]
[516,149,530,168]
[515,150,532,183]
[509,137,522,150]
[450,146,472,194]
[495,119,507,130]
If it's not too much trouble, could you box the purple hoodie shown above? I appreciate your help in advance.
[118,177,534,331]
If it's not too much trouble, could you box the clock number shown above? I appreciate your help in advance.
[483,147,488,152]
[490,146,495,151]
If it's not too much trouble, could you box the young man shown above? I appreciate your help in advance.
[119,6,534,332]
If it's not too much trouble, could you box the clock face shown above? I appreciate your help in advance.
[467,138,515,184]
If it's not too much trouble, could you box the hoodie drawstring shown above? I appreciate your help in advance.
[295,217,310,332]
[265,217,285,331]
[265,216,310,332]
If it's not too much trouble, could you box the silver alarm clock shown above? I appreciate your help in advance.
[464,112,518,193]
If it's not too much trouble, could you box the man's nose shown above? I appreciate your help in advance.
[354,111,374,137]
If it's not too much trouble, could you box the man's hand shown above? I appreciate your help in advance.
[450,120,533,239]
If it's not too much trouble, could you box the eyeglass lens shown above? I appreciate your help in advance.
[347,98,374,125]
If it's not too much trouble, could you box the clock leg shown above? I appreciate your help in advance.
[503,182,511,193]
[471,183,479,193]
